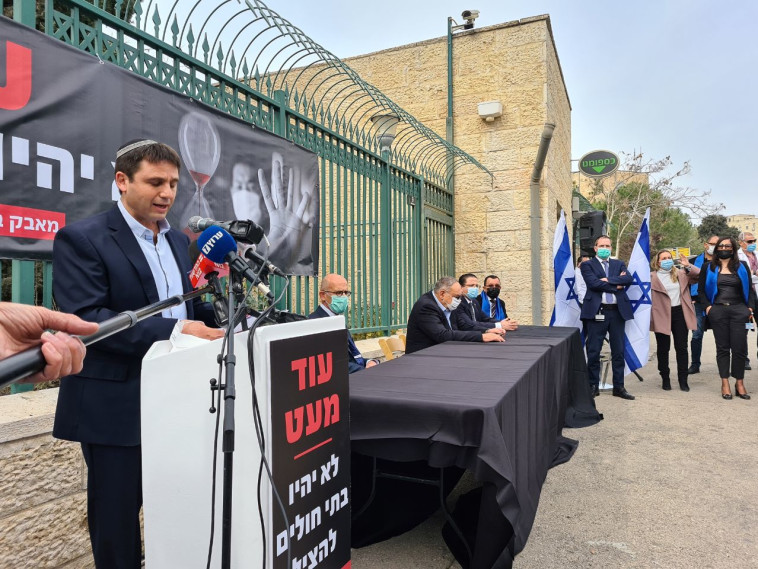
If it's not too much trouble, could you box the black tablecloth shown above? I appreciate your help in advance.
[349,326,602,568]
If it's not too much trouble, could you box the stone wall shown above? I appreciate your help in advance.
[0,390,94,569]
[343,15,572,324]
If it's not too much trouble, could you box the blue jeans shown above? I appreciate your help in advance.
[690,301,707,368]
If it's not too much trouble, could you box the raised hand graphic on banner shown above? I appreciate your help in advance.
[258,151,317,271]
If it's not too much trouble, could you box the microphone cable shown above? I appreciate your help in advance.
[204,277,257,569]
[246,278,293,569]
[203,260,293,569]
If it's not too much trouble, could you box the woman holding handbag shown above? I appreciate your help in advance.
[650,250,700,391]
[698,236,757,400]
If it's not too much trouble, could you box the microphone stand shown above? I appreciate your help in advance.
[0,285,213,389]
[220,271,240,569]
[216,266,276,568]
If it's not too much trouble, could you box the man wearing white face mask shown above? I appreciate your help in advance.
[688,235,720,374]
[405,276,504,354]
[580,235,635,399]
[309,273,379,373]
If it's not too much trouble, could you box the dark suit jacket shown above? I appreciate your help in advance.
[474,294,507,321]
[580,257,634,321]
[308,305,365,374]
[453,296,496,332]
[406,291,483,354]
[52,206,216,446]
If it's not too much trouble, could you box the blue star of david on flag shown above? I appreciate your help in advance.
[564,276,580,307]
[624,209,652,375]
[629,271,652,312]
[550,211,582,330]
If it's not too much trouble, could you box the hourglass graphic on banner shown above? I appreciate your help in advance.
[176,111,221,232]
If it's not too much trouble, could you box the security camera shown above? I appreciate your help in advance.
[461,9,480,29]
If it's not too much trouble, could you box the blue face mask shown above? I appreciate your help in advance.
[329,295,348,315]
[466,287,479,300]
[660,259,674,271]
[748,243,757,253]
[596,248,611,260]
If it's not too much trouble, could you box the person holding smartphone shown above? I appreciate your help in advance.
[650,250,700,391]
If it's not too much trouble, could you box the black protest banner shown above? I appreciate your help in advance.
[0,16,318,275]
[269,330,351,569]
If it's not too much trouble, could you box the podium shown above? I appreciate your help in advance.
[141,317,352,569]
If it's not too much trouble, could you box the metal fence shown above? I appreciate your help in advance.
[2,0,488,340]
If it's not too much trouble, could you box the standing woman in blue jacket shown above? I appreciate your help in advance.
[698,236,757,400]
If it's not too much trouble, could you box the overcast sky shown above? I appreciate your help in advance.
[262,0,756,220]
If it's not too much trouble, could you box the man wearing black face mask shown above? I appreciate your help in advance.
[475,275,519,331]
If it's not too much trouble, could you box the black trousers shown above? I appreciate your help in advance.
[81,443,143,569]
[707,303,750,380]
[655,305,689,382]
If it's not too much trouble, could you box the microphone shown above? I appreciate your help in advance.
[188,241,229,327]
[197,227,274,300]
[188,216,265,245]
[188,240,229,288]
[242,247,288,278]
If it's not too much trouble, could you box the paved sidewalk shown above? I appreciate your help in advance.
[352,332,758,568]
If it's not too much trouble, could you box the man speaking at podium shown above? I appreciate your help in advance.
[52,140,223,568]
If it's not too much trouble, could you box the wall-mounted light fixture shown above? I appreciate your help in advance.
[477,100,503,122]
[371,113,400,152]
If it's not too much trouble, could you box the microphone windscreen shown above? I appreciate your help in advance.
[187,216,204,233]
[197,226,238,264]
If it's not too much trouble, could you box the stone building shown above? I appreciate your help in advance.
[572,170,650,202]
[342,14,572,324]
[726,213,758,234]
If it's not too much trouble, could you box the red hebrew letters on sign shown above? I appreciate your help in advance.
[285,395,341,444]
[291,352,333,391]
[0,42,32,111]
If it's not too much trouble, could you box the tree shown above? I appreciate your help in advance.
[697,214,740,242]
[3,1,135,31]
[588,151,723,260]
[650,206,700,253]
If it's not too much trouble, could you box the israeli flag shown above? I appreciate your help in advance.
[550,210,582,330]
[624,208,652,375]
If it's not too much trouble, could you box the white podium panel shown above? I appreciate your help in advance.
[141,317,346,569]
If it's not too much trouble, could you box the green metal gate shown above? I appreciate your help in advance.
[2,0,489,339]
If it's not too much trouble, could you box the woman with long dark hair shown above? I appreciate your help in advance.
[650,250,700,391]
[698,236,757,399]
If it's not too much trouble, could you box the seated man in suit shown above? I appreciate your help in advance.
[475,275,519,331]
[308,273,379,373]
[406,276,504,354]
[580,235,635,400]
[453,273,506,334]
